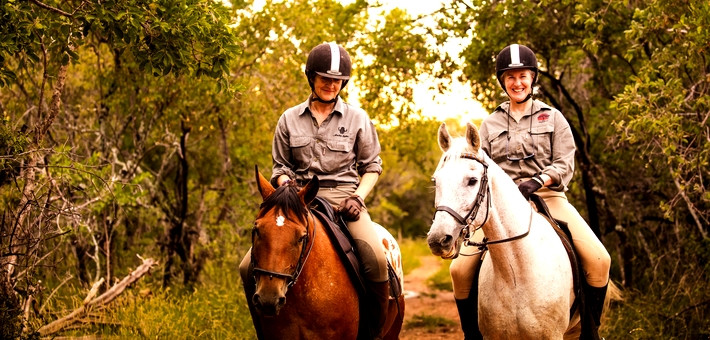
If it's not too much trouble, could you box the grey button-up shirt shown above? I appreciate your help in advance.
[478,100,576,191]
[271,96,383,185]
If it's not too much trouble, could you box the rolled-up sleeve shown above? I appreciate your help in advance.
[271,115,296,183]
[543,112,575,191]
[355,120,383,176]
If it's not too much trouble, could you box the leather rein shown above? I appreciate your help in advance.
[434,152,531,254]
[251,212,316,288]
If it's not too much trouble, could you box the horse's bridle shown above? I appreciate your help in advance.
[434,153,491,247]
[434,152,531,254]
[251,212,316,288]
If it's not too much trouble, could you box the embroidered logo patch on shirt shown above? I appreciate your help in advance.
[338,127,347,134]
[538,113,550,122]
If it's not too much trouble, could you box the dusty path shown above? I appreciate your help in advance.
[399,256,463,340]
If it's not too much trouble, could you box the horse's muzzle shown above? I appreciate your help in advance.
[252,291,286,317]
[426,229,460,259]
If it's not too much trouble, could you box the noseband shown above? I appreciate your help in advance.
[434,153,491,243]
[251,212,316,288]
[433,152,532,252]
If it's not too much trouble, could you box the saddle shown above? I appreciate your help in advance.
[528,194,601,340]
[310,197,402,299]
[310,197,402,340]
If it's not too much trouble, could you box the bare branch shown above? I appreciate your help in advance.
[671,169,707,238]
[35,257,157,337]
[27,0,73,17]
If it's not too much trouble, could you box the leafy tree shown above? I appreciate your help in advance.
[435,0,709,336]
[1,0,239,334]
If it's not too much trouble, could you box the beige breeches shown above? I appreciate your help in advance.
[450,187,611,299]
[239,184,389,283]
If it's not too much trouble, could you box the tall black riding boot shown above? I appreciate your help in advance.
[366,280,390,339]
[455,293,483,340]
[589,284,608,328]
[581,283,608,340]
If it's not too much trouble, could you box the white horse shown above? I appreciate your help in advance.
[427,122,580,339]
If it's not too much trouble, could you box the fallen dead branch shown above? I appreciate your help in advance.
[36,257,157,337]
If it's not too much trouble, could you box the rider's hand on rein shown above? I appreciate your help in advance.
[518,175,543,199]
[340,195,365,221]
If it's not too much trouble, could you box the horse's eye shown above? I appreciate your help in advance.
[430,177,436,184]
[298,234,307,243]
[468,178,478,186]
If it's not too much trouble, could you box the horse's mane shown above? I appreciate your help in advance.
[258,182,309,223]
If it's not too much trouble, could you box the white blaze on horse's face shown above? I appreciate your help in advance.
[276,215,285,227]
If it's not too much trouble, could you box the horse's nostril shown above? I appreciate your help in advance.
[278,296,286,307]
[252,293,261,307]
[441,234,453,246]
[429,233,452,247]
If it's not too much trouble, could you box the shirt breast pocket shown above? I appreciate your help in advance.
[531,124,554,157]
[290,136,313,169]
[487,129,508,163]
[324,139,354,173]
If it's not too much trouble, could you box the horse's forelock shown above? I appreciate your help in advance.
[258,185,309,223]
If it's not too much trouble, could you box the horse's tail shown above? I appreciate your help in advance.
[602,279,623,323]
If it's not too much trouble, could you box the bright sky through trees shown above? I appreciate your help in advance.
[246,0,490,126]
[365,0,489,125]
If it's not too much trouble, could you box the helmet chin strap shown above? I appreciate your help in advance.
[312,93,339,104]
[516,92,533,104]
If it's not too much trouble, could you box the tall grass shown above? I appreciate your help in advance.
[32,259,255,339]
[107,261,255,339]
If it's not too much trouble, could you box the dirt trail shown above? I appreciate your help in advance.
[399,256,463,340]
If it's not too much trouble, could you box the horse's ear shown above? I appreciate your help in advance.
[255,165,275,200]
[438,123,451,152]
[299,176,319,205]
[465,122,481,152]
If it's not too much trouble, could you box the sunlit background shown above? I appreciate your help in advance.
[246,0,490,126]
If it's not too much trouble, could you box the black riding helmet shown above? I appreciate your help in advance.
[495,44,538,103]
[305,42,351,103]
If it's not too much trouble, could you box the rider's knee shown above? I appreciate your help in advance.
[355,239,388,281]
[450,256,476,283]
[585,248,611,287]
[239,250,252,281]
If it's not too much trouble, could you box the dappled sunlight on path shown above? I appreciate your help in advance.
[400,256,463,339]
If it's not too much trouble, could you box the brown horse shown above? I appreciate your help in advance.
[247,168,404,339]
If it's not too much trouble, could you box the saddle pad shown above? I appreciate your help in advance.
[310,198,402,298]
[311,206,367,296]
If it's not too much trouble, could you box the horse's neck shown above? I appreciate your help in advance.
[481,163,538,277]
[485,164,532,239]
[292,215,348,291]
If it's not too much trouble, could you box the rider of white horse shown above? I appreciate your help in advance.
[449,44,611,339]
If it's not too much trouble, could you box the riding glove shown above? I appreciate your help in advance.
[518,176,543,199]
[340,195,365,221]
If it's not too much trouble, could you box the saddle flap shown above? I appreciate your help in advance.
[310,207,367,296]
